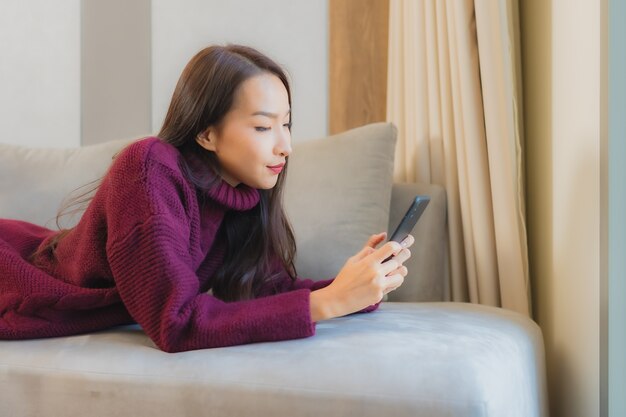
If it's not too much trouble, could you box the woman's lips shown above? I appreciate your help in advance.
[267,163,285,174]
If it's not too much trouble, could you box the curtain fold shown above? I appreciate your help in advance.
[387,0,531,317]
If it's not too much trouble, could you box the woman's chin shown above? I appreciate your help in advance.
[256,176,280,190]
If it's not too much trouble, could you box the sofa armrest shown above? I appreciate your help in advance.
[387,182,447,302]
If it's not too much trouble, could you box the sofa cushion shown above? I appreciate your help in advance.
[0,137,135,228]
[0,302,548,417]
[283,122,397,281]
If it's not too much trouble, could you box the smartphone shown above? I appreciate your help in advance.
[383,195,430,262]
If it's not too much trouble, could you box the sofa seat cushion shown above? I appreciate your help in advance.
[0,302,547,417]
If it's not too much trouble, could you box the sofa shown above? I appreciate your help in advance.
[0,123,548,416]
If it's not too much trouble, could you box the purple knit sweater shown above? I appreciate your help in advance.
[0,137,379,352]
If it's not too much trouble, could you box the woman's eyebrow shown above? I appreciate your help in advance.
[250,110,291,118]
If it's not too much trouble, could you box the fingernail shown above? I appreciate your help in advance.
[401,240,408,247]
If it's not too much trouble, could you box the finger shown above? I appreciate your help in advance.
[384,285,399,295]
[386,248,411,265]
[365,232,387,249]
[378,248,411,274]
[400,234,415,248]
[368,240,403,263]
[384,273,404,292]
[380,257,404,276]
[384,283,402,295]
[353,245,375,262]
[386,265,408,277]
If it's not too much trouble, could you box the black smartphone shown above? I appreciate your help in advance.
[383,195,430,262]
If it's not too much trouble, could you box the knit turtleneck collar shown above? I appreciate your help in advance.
[181,149,260,211]
[205,174,260,211]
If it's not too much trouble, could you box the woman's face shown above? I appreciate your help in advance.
[196,72,292,189]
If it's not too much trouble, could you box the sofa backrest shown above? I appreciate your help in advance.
[0,123,397,284]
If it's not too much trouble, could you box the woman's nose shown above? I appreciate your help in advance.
[276,129,292,156]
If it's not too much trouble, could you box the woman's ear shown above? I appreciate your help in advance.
[196,128,217,152]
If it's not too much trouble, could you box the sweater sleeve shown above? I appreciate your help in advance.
[107,215,318,353]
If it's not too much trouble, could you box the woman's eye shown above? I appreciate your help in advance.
[283,122,292,129]
[255,127,270,132]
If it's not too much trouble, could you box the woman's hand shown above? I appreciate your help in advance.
[364,232,413,295]
[309,232,415,321]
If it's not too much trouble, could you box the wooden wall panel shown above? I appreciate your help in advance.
[329,0,390,134]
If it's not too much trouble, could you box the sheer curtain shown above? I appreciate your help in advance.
[387,0,530,316]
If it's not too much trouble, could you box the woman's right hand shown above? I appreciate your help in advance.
[310,233,414,321]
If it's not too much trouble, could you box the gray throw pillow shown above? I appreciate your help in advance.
[0,138,135,228]
[284,122,397,281]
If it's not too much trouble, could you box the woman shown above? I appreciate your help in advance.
[0,44,413,353]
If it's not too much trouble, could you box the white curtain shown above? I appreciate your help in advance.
[387,0,530,317]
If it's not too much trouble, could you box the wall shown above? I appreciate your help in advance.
[0,0,328,147]
[0,0,81,148]
[151,0,328,142]
[81,0,152,146]
[521,0,603,416]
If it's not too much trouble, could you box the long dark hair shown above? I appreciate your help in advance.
[31,44,299,302]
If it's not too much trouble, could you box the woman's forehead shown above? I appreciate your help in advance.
[231,74,289,115]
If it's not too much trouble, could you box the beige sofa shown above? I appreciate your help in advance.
[0,123,548,416]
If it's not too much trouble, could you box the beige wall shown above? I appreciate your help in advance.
[151,0,329,143]
[0,0,81,147]
[81,0,152,146]
[0,0,327,147]
[521,0,604,416]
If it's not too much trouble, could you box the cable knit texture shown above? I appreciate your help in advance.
[0,137,380,352]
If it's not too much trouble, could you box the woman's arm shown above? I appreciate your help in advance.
[107,215,319,353]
